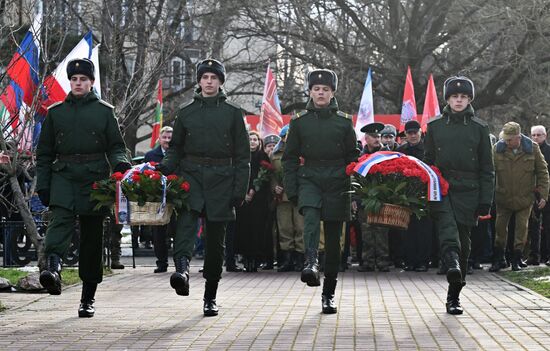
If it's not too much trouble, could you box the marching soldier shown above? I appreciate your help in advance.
[159,58,250,317]
[424,76,494,314]
[36,58,131,318]
[282,69,359,314]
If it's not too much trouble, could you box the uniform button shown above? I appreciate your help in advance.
[226,143,229,146]
[92,131,96,135]
[437,147,441,151]
[472,158,475,160]
[96,141,99,144]
[469,148,472,151]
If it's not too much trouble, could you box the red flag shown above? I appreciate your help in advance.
[420,74,440,132]
[399,66,417,132]
[150,80,163,148]
[259,65,283,137]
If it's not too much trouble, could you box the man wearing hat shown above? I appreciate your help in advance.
[263,134,280,157]
[397,120,432,272]
[159,58,250,317]
[283,69,359,314]
[271,125,305,272]
[36,58,131,318]
[424,75,494,315]
[356,122,392,272]
[380,124,398,150]
[490,122,549,272]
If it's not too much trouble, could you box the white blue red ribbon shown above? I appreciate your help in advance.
[353,151,442,202]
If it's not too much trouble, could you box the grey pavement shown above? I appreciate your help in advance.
[0,260,549,350]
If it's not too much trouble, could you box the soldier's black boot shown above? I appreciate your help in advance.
[301,248,321,287]
[277,250,294,272]
[321,275,338,314]
[170,256,190,296]
[78,282,97,318]
[293,251,304,272]
[203,281,219,317]
[445,282,465,315]
[511,250,523,271]
[443,250,462,284]
[39,254,62,295]
[489,247,506,272]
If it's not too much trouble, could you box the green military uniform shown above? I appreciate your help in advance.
[425,104,494,280]
[36,91,129,283]
[160,89,250,283]
[271,140,304,271]
[282,97,359,278]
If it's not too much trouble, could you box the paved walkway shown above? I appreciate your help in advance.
[1,262,549,350]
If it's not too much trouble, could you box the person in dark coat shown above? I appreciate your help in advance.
[159,58,250,317]
[282,69,359,314]
[144,126,174,273]
[234,131,271,272]
[36,58,131,318]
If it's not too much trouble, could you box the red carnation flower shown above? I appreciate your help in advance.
[110,172,124,181]
[143,169,155,176]
[260,160,274,171]
[131,174,141,183]
[180,181,190,192]
[167,174,179,181]
[345,162,357,176]
[92,182,99,190]
[151,173,161,181]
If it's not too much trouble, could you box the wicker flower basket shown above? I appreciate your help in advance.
[128,202,174,226]
[367,203,412,230]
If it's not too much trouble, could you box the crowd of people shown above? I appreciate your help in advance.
[34,57,549,319]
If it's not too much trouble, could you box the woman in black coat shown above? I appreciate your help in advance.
[234,131,271,272]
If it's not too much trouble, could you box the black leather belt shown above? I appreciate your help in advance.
[56,153,105,163]
[444,169,479,180]
[304,159,345,167]
[184,155,233,166]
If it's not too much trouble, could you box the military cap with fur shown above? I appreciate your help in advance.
[308,69,338,91]
[360,122,385,134]
[381,124,397,136]
[264,134,281,146]
[67,58,95,80]
[443,76,475,101]
[196,58,226,84]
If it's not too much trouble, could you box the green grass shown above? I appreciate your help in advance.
[0,268,29,284]
[0,267,113,287]
[500,267,550,298]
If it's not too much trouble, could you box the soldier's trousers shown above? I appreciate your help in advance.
[361,221,390,267]
[302,207,342,276]
[44,207,104,284]
[277,202,304,253]
[110,220,122,261]
[495,205,532,252]
[175,210,225,282]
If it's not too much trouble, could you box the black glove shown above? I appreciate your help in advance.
[38,190,50,207]
[475,204,491,217]
[231,198,244,208]
[113,162,132,173]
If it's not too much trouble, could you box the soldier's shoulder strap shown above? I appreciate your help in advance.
[471,116,488,127]
[98,99,115,109]
[427,115,443,125]
[178,99,195,110]
[292,110,308,120]
[224,99,243,111]
[337,111,353,120]
[47,101,63,110]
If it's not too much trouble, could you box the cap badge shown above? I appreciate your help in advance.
[208,61,212,66]
[457,82,461,86]
[318,74,322,78]
[75,63,79,67]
